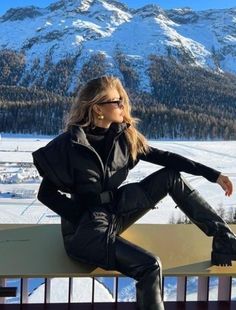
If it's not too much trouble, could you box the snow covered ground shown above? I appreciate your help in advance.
[0,134,236,303]
[0,134,235,224]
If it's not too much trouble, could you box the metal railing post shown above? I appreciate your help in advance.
[0,278,6,304]
[197,276,209,301]
[20,278,28,304]
[176,276,187,301]
[218,276,232,301]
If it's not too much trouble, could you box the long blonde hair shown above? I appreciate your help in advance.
[63,75,150,162]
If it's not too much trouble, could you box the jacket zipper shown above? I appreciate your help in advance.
[102,139,116,189]
[74,142,106,186]
[103,131,124,187]
[72,131,124,190]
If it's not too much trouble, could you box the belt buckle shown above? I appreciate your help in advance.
[100,190,113,204]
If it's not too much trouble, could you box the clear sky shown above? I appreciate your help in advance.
[0,0,235,15]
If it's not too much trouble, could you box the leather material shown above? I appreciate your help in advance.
[138,167,236,267]
[173,189,233,237]
[114,236,165,310]
[211,232,236,266]
[164,174,234,238]
[161,173,236,265]
[71,190,114,206]
[213,232,236,254]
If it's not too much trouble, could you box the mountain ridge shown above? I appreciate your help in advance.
[0,0,236,93]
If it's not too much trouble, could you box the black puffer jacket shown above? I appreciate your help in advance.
[33,122,133,192]
[32,122,221,268]
[32,121,221,223]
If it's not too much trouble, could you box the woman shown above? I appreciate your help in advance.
[32,75,234,310]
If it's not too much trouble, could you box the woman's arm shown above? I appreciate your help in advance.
[37,177,82,224]
[138,146,221,183]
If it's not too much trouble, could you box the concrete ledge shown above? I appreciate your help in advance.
[0,224,236,277]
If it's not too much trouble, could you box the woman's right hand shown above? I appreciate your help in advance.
[216,174,233,197]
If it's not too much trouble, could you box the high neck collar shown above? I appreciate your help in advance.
[84,122,130,135]
[86,125,110,135]
[70,122,131,145]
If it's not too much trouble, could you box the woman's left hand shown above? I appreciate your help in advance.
[216,174,233,197]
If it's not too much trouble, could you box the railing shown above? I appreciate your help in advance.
[0,224,236,309]
[0,275,235,303]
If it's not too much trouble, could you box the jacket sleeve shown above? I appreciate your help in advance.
[137,146,221,183]
[37,177,82,224]
[32,132,74,194]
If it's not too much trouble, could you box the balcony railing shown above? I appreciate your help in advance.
[0,223,236,309]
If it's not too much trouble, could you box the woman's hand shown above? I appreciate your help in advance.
[216,173,233,197]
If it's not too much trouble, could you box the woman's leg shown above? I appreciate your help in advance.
[62,207,165,309]
[110,169,179,309]
[114,235,164,310]
[138,167,236,266]
[115,167,189,234]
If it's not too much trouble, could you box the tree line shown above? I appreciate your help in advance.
[0,49,235,139]
[169,204,236,224]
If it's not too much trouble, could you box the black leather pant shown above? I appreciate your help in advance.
[64,167,230,309]
[112,167,195,310]
[113,166,233,309]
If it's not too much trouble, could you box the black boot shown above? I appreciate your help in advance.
[170,175,236,266]
[136,263,165,310]
[113,236,165,310]
[211,232,236,266]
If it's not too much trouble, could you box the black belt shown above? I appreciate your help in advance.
[71,190,114,206]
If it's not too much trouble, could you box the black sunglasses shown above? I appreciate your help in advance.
[98,98,124,108]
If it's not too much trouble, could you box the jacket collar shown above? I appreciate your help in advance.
[70,122,130,146]
[109,122,130,135]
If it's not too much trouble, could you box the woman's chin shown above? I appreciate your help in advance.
[113,120,123,125]
[114,117,124,123]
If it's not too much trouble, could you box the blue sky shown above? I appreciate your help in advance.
[0,0,235,15]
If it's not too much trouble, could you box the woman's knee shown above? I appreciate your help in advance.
[136,254,162,282]
[114,237,162,281]
[159,167,181,182]
[139,167,181,205]
[146,254,162,274]
[140,167,180,187]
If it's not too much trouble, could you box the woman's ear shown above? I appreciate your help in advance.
[92,104,102,114]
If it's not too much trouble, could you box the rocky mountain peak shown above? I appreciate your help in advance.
[134,4,164,16]
[47,0,96,14]
[166,7,199,24]
[1,6,43,22]
[47,0,129,14]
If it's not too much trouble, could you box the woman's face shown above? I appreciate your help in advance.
[92,87,125,128]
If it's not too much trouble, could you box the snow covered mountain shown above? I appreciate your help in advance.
[28,277,115,303]
[0,0,235,92]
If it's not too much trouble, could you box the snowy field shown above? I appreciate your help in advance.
[0,134,235,225]
[0,134,236,303]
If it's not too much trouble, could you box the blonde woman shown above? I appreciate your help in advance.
[32,75,234,310]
